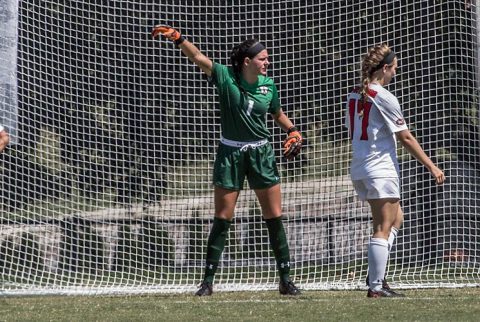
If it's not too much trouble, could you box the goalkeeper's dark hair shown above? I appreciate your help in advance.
[360,43,395,99]
[230,39,260,77]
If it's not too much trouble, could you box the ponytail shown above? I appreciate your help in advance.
[360,43,394,99]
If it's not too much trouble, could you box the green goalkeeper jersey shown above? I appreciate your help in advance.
[210,62,281,142]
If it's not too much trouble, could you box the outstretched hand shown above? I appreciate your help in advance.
[151,25,184,45]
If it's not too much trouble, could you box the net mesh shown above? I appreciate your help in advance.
[0,0,478,295]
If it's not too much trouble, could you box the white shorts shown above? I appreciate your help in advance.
[352,177,400,201]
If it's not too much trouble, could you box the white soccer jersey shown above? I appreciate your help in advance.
[344,83,408,180]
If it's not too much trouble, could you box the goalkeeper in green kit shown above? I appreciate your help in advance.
[152,25,303,296]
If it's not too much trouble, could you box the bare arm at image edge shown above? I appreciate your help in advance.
[0,127,10,153]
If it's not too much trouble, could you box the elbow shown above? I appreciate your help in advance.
[396,130,413,144]
[398,134,416,149]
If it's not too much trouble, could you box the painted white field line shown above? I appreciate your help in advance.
[168,297,474,304]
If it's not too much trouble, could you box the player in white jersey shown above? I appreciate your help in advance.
[345,44,445,298]
[0,125,9,153]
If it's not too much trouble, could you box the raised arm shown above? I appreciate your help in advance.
[395,129,445,185]
[152,25,213,76]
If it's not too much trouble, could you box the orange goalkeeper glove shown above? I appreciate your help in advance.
[283,127,303,160]
[151,25,185,46]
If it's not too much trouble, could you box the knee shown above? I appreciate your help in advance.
[260,202,282,219]
[372,222,394,239]
[393,209,404,228]
[262,210,282,220]
[214,212,234,221]
[214,203,235,220]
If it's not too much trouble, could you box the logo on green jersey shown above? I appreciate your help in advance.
[259,86,269,95]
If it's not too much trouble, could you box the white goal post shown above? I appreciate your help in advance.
[0,0,479,295]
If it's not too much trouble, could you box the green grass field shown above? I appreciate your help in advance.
[1,288,480,322]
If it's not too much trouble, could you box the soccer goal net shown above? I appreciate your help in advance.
[0,0,478,295]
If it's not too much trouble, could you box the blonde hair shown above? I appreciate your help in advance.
[360,43,394,98]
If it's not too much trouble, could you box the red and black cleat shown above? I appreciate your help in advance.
[367,288,404,298]
[366,275,405,297]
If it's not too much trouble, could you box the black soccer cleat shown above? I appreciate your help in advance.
[382,283,405,297]
[195,281,213,296]
[367,287,404,298]
[365,275,405,297]
[279,280,301,296]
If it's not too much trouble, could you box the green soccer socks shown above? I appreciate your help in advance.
[203,217,232,284]
[265,217,291,283]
